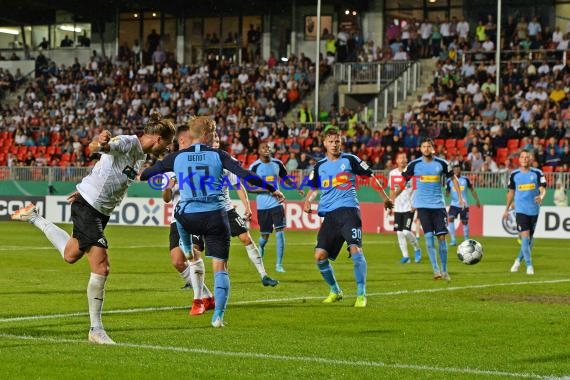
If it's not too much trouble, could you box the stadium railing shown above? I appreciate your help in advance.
[461,48,566,66]
[333,61,413,87]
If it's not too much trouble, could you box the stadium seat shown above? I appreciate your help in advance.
[303,138,314,149]
[456,139,465,148]
[0,131,8,140]
[18,146,27,155]
[459,147,468,156]
[46,146,55,155]
[542,166,554,173]
[507,139,519,150]
[61,153,71,162]
[235,153,246,164]
[37,146,46,154]
[447,147,457,156]
[28,146,37,155]
[435,139,444,147]
[445,139,456,148]
[281,154,289,165]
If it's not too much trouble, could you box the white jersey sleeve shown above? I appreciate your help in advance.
[222,169,239,211]
[390,168,414,213]
[77,135,146,215]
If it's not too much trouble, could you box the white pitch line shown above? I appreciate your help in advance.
[0,333,559,379]
[1,279,569,324]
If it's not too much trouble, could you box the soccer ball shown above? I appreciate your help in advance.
[456,239,483,265]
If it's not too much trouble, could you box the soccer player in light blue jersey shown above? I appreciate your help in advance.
[445,165,481,246]
[303,127,393,307]
[392,138,465,281]
[141,117,284,327]
[504,150,546,275]
[249,142,303,273]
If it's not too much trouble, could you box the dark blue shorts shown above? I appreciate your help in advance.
[174,208,230,260]
[258,205,286,234]
[169,223,205,252]
[393,211,415,231]
[417,208,448,236]
[516,213,538,237]
[316,207,362,261]
[448,205,469,222]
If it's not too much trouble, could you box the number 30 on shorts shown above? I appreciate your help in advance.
[351,228,362,239]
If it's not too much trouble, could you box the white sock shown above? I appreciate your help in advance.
[189,259,204,300]
[87,273,106,330]
[30,215,70,258]
[179,262,191,283]
[405,230,420,251]
[245,243,267,278]
[397,231,409,258]
[196,259,213,298]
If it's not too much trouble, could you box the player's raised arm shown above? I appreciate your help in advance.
[89,130,112,153]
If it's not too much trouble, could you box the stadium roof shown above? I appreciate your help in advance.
[1,0,369,26]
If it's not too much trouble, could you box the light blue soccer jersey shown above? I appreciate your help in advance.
[403,157,453,209]
[309,153,373,216]
[249,158,287,210]
[140,144,276,213]
[508,168,546,216]
[446,176,472,207]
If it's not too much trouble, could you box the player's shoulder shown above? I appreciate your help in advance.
[389,168,401,176]
[405,157,422,170]
[433,156,449,166]
[249,159,262,169]
[530,167,544,175]
[271,158,285,165]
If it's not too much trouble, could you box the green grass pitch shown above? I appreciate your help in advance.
[0,221,569,379]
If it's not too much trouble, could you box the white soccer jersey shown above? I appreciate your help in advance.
[166,171,180,224]
[389,168,414,213]
[77,135,146,216]
[222,169,239,211]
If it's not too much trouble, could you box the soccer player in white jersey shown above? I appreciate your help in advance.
[11,113,175,344]
[389,152,422,263]
[163,125,214,316]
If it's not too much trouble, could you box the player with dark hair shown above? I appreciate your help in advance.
[391,137,465,281]
[249,142,303,273]
[11,113,176,344]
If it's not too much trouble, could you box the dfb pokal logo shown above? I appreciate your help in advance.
[142,199,160,225]
[502,208,518,235]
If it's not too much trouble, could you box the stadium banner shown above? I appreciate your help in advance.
[0,196,46,221]
[248,201,385,233]
[45,196,249,227]
[483,205,570,239]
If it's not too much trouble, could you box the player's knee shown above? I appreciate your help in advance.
[239,233,252,246]
[314,250,328,261]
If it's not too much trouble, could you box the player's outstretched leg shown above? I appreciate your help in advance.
[11,204,70,259]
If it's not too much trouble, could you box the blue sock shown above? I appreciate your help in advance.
[448,221,456,242]
[351,252,367,296]
[424,232,440,273]
[258,236,267,257]
[438,239,448,273]
[213,271,230,314]
[317,259,340,294]
[521,236,532,267]
[175,221,193,258]
[463,224,469,240]
[275,231,285,266]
